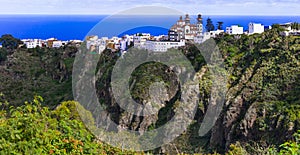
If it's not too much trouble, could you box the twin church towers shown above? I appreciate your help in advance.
[169,14,203,41]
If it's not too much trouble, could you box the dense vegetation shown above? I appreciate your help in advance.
[0,25,299,154]
[0,96,299,154]
[198,27,299,154]
[0,95,137,154]
[0,42,76,108]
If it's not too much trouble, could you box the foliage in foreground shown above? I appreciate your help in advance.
[226,131,300,155]
[0,96,136,155]
[0,95,299,154]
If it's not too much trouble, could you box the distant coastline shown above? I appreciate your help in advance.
[1,15,300,40]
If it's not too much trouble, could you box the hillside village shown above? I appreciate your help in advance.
[20,38,82,49]
[2,14,299,54]
[85,14,300,55]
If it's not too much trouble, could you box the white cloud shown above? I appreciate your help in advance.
[0,0,299,15]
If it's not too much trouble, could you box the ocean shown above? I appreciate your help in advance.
[0,15,299,40]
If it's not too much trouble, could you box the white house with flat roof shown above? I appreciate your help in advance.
[124,35,133,46]
[111,37,121,44]
[86,36,108,51]
[194,29,224,44]
[133,33,151,49]
[279,23,292,31]
[52,41,63,48]
[226,25,244,35]
[22,39,43,48]
[249,23,265,35]
[207,29,224,38]
[145,40,185,52]
[86,36,96,50]
[278,22,300,36]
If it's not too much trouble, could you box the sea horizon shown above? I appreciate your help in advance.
[1,14,299,40]
[1,13,300,16]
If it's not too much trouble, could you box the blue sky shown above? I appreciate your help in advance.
[0,0,299,15]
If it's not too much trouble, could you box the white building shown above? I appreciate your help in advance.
[98,37,108,54]
[22,39,43,48]
[69,40,82,47]
[154,35,168,41]
[47,38,63,48]
[226,25,244,35]
[86,36,111,53]
[207,29,224,38]
[52,41,63,48]
[278,23,300,36]
[194,34,208,44]
[70,40,82,44]
[279,23,292,31]
[86,35,98,50]
[194,30,224,44]
[111,37,121,44]
[249,23,265,35]
[145,40,185,52]
[133,33,151,49]
[124,35,133,46]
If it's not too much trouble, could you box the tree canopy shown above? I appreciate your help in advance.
[217,21,224,30]
[291,22,300,30]
[0,96,136,154]
[205,18,215,32]
[0,34,23,49]
[0,48,8,62]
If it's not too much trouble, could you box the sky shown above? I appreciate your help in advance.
[0,0,299,15]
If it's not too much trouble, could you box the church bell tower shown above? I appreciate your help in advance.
[197,14,203,33]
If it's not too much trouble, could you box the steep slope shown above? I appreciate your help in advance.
[0,46,76,108]
[209,29,300,153]
[0,28,299,154]
[86,28,300,154]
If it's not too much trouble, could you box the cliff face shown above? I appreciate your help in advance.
[91,49,181,134]
[209,30,300,153]
[78,29,299,154]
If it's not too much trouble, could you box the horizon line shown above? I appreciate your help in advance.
[0,13,300,16]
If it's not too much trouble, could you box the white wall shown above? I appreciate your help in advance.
[249,23,264,34]
[52,41,62,48]
[145,40,185,52]
[226,25,244,35]
[194,30,224,44]
[24,39,42,48]
[133,34,150,49]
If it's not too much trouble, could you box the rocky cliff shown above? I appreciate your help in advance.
[0,28,299,154]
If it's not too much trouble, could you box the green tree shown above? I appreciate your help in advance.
[0,48,8,62]
[291,22,300,30]
[206,18,215,32]
[276,130,300,155]
[0,34,23,49]
[217,21,224,30]
[0,96,136,154]
[272,24,285,32]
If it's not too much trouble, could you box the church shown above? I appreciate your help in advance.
[168,14,203,41]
